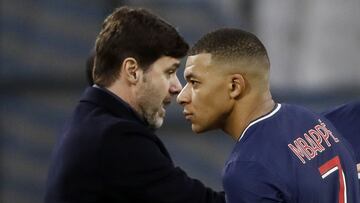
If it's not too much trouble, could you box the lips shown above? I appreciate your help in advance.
[163,101,171,107]
[159,99,171,117]
[183,111,193,120]
[163,97,172,107]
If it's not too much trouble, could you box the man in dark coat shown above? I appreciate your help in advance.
[45,6,225,203]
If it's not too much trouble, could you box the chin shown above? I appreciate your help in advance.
[191,124,208,134]
[153,117,164,129]
[146,116,164,129]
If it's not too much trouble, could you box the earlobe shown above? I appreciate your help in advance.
[122,58,141,84]
[229,74,245,99]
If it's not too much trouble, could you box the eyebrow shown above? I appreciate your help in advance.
[172,62,180,69]
[184,73,192,81]
[184,70,199,81]
[165,62,180,72]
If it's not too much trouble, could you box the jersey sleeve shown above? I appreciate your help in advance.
[223,160,291,203]
[321,101,360,163]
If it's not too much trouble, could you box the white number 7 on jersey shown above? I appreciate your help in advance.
[318,156,347,203]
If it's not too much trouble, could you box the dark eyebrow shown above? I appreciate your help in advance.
[167,62,180,70]
[184,72,199,81]
[174,62,180,69]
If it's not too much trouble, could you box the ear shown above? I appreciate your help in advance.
[122,57,142,84]
[228,74,245,99]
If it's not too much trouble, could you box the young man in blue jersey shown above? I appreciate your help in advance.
[322,100,360,179]
[177,28,360,202]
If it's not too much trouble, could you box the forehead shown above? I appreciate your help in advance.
[186,53,212,68]
[184,53,212,77]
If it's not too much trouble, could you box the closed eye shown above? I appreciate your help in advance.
[190,79,200,87]
[165,69,176,78]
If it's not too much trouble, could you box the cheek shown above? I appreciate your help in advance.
[193,89,229,121]
[192,92,215,119]
[155,78,170,95]
[193,88,227,109]
[140,83,161,104]
[150,78,169,95]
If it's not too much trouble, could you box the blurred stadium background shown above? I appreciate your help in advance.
[1,0,359,202]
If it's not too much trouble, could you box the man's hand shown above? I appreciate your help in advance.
[357,163,360,173]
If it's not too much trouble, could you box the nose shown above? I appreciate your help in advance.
[176,84,190,106]
[169,75,182,95]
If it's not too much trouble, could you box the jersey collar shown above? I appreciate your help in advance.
[238,103,282,142]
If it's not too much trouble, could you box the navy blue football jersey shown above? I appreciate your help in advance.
[222,103,360,203]
[322,100,360,163]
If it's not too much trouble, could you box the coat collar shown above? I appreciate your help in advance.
[80,86,149,127]
[80,86,172,161]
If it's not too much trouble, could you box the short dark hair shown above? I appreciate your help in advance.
[189,28,269,64]
[93,6,189,87]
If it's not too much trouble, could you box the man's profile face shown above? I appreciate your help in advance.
[136,56,182,129]
[177,53,233,133]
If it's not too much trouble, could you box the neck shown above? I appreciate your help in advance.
[106,80,140,113]
[223,91,275,140]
